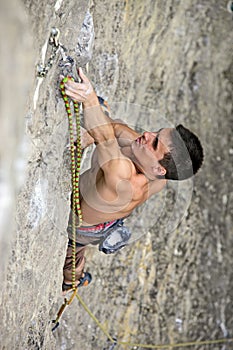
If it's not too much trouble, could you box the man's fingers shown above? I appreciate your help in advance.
[65,82,87,93]
[65,89,87,102]
[78,67,89,83]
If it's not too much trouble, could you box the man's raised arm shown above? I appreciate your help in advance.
[64,68,133,183]
[64,68,115,144]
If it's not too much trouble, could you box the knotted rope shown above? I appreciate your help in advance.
[52,76,82,331]
[60,76,82,289]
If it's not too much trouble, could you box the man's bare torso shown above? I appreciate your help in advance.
[80,143,166,226]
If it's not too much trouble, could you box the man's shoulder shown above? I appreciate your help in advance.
[103,157,135,189]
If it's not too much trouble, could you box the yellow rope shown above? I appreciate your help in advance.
[118,338,233,349]
[76,292,233,349]
[52,77,82,329]
[76,293,116,343]
[60,77,82,291]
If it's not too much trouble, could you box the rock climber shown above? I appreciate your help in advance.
[62,67,204,292]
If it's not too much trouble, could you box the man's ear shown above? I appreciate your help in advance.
[153,165,166,177]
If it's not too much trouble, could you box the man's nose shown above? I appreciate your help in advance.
[143,132,153,142]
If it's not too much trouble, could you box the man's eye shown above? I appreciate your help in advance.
[153,136,158,150]
[153,138,158,149]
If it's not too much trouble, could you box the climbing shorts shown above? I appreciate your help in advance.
[67,214,131,254]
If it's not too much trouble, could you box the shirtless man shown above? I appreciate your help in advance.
[62,68,204,291]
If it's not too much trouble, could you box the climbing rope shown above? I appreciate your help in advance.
[52,76,82,331]
[60,76,82,289]
[77,292,233,350]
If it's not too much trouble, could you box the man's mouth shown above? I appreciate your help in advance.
[136,136,142,145]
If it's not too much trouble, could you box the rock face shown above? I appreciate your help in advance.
[0,0,34,277]
[1,1,232,349]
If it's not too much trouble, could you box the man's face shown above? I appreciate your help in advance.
[131,128,173,179]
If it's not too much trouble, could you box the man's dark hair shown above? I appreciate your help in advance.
[159,124,204,180]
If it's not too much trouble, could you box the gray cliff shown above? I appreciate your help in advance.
[0,1,232,349]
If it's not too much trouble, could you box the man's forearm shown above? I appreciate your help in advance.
[83,92,115,144]
[63,68,137,145]
[83,94,139,146]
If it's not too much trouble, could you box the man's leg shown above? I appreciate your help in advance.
[63,244,86,288]
[62,232,100,291]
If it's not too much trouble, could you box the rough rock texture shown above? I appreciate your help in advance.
[1,1,233,350]
[0,0,34,277]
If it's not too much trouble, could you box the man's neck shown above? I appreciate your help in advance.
[119,142,167,197]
